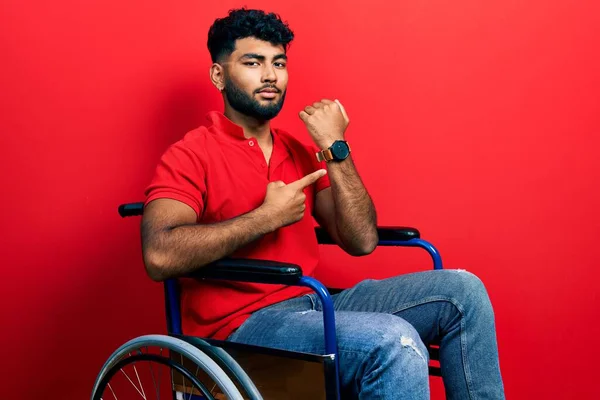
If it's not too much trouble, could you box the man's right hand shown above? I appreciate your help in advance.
[260,169,327,230]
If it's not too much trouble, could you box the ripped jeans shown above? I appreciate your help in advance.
[227,269,505,399]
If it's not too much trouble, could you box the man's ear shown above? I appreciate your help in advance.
[210,63,225,91]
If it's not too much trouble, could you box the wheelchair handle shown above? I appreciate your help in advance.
[118,202,144,217]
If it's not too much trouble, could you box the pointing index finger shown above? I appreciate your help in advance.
[289,169,327,190]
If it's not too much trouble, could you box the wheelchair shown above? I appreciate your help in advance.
[91,202,444,400]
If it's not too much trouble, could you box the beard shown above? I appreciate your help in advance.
[223,77,286,121]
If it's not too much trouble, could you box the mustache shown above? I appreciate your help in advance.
[255,85,281,94]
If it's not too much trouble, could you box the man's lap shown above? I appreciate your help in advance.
[227,269,483,350]
[226,269,501,399]
[227,297,426,357]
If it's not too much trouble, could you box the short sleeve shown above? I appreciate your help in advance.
[144,141,206,218]
[309,145,331,193]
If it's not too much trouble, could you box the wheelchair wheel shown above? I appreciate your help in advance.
[91,334,248,400]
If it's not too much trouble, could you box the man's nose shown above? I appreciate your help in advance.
[262,64,277,82]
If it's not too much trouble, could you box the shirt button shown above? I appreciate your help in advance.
[249,140,254,147]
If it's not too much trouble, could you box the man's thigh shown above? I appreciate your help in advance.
[229,304,421,355]
[329,269,489,344]
[228,304,429,399]
[227,302,429,393]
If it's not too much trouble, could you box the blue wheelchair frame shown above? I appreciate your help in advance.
[119,202,443,400]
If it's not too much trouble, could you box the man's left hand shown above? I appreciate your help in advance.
[299,99,350,149]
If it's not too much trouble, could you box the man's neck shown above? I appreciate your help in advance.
[224,107,272,142]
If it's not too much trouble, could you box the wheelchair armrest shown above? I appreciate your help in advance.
[377,226,420,241]
[190,258,303,285]
[315,226,420,245]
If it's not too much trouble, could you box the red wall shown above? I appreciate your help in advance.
[1,1,599,398]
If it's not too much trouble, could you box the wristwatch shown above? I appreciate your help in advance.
[316,140,351,162]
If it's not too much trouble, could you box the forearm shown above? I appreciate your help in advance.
[143,207,273,281]
[327,157,378,254]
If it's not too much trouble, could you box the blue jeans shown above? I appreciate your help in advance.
[228,269,505,399]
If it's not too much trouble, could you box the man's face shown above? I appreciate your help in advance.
[221,37,288,120]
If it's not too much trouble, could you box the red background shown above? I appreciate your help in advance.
[1,1,599,398]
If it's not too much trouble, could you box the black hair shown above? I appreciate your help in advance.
[207,8,294,63]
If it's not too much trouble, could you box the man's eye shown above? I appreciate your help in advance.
[274,62,287,68]
[244,62,259,66]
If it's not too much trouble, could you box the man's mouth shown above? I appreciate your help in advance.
[257,87,280,99]
[257,88,279,93]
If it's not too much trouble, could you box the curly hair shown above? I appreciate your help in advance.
[207,8,295,63]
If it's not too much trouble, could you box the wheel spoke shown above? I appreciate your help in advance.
[180,353,187,396]
[157,348,163,399]
[119,368,147,398]
[145,346,160,400]
[188,364,202,400]
[169,349,174,396]
[108,382,118,399]
[132,360,147,399]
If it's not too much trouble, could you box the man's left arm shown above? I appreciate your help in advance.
[300,99,378,256]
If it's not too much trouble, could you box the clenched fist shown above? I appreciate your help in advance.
[260,169,327,230]
[299,99,350,149]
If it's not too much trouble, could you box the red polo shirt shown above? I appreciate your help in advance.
[144,111,330,340]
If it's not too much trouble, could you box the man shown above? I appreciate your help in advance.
[142,8,505,399]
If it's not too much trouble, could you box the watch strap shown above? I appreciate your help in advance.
[316,148,334,162]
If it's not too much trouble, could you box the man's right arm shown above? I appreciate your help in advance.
[141,198,274,281]
[141,169,327,281]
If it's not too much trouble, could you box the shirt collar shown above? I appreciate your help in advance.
[205,111,247,140]
[205,111,290,166]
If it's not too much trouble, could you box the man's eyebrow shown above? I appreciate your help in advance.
[239,53,266,61]
[238,53,288,61]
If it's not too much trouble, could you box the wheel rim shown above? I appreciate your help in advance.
[91,335,245,400]
[93,344,237,400]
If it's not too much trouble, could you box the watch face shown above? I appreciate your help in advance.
[331,141,350,160]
